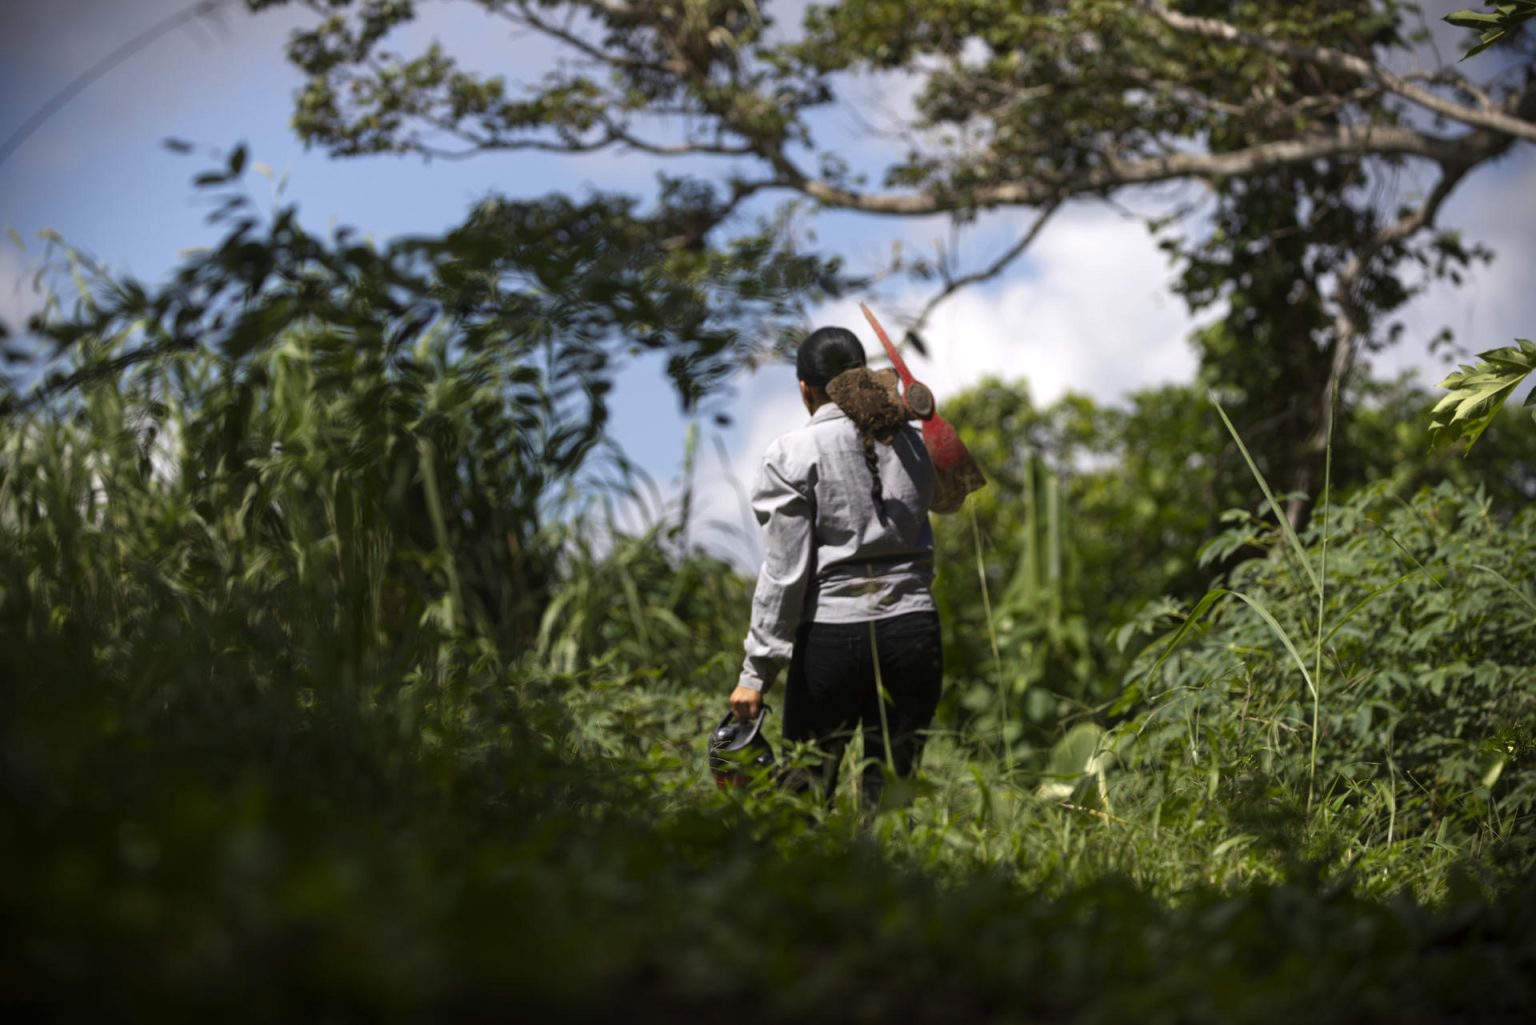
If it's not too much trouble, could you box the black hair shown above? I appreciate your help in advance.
[796,326,887,523]
[795,326,866,388]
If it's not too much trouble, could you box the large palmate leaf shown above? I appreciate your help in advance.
[1429,338,1536,452]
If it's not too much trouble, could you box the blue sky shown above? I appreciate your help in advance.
[3,0,1534,564]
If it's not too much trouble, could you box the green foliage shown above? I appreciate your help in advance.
[239,0,1536,521]
[5,144,837,421]
[6,9,1536,1007]
[1114,482,1536,857]
[1447,1,1536,58]
[929,370,1536,768]
[1430,338,1536,453]
[535,522,752,683]
[930,379,1224,753]
[8,278,1536,1018]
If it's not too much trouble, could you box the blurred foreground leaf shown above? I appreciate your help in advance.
[1429,339,1536,452]
[1446,2,1536,58]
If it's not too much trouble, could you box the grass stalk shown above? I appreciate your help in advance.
[418,436,464,634]
[1211,392,1333,808]
[1210,393,1321,598]
[970,499,1014,780]
[1308,381,1337,810]
[869,619,897,779]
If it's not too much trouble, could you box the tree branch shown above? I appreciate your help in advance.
[500,1,678,76]
[1288,102,1525,525]
[1314,160,1477,450]
[1142,1,1536,144]
[602,119,755,157]
[909,199,1062,337]
[1315,84,1536,453]
[770,122,1488,215]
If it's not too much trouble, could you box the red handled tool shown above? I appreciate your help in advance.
[860,302,985,512]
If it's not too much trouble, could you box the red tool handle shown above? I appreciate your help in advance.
[858,301,985,510]
[860,302,934,419]
[860,302,915,387]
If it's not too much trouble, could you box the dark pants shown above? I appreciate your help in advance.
[781,610,943,810]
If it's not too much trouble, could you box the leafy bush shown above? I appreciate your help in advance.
[929,372,1535,764]
[1112,481,1536,864]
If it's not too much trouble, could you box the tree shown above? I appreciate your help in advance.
[1,145,830,650]
[1426,4,1536,452]
[247,0,1536,515]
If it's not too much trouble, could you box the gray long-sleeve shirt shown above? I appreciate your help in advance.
[737,402,937,693]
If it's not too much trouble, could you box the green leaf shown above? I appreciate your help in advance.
[1445,11,1506,27]
[1226,588,1316,700]
[1445,2,1536,59]
[1428,339,1536,452]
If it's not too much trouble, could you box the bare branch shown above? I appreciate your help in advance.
[500,1,678,75]
[909,200,1062,337]
[771,121,1491,215]
[1316,161,1475,438]
[1401,69,1495,112]
[1298,102,1522,501]
[602,120,755,157]
[406,111,754,162]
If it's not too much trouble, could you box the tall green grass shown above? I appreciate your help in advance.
[5,212,1536,1019]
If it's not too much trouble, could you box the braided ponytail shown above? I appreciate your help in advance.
[796,326,889,525]
[862,438,888,524]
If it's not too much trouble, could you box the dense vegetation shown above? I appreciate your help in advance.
[3,173,1535,1021]
[5,1,1536,1020]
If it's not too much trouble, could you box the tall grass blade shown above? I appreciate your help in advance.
[1307,379,1337,810]
[1209,393,1321,598]
[1124,587,1230,710]
[1133,587,1314,701]
[1227,588,1316,700]
[869,619,897,777]
[970,500,1013,779]
[418,436,464,633]
[1467,563,1536,619]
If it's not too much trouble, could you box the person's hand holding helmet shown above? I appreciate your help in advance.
[708,705,775,787]
[729,685,763,722]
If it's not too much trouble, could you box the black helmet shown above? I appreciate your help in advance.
[708,707,775,787]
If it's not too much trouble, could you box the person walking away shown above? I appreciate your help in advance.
[728,326,943,810]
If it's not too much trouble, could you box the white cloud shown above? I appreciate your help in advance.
[691,203,1206,569]
[687,383,805,566]
[691,151,1536,572]
[847,205,1202,406]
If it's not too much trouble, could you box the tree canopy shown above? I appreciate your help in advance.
[244,0,1536,508]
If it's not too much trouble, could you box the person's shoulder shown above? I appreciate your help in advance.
[760,422,814,471]
[771,410,848,452]
[806,412,856,441]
